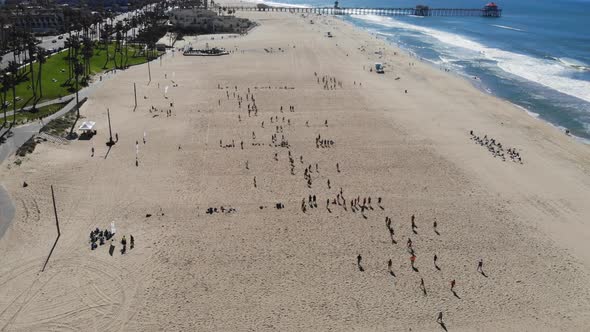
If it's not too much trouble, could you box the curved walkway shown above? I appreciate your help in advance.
[0,184,15,239]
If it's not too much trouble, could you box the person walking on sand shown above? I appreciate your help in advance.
[420,277,426,295]
[91,147,94,157]
[451,279,456,291]
[437,311,444,324]
[477,258,484,273]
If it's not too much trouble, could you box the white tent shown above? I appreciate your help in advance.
[78,121,96,131]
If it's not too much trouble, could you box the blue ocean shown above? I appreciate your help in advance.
[250,0,590,141]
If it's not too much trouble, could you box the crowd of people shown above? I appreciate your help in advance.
[159,77,493,328]
[470,130,523,163]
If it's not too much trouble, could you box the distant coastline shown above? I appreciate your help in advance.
[244,0,590,142]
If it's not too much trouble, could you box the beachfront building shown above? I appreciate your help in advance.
[10,8,65,34]
[169,7,253,34]
[170,8,216,29]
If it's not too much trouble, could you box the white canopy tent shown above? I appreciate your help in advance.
[78,121,96,132]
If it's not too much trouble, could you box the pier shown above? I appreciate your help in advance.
[217,3,502,18]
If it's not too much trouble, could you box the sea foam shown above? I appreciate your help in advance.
[350,14,590,104]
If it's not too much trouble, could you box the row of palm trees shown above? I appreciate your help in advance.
[0,26,47,127]
[0,0,170,129]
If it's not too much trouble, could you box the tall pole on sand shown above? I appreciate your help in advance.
[147,57,151,84]
[42,185,61,272]
[107,108,114,146]
[133,82,137,110]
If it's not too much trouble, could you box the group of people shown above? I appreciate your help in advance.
[315,72,344,90]
[89,227,134,256]
[301,194,318,212]
[357,214,487,326]
[219,139,237,149]
[315,134,334,148]
[89,227,114,250]
[470,130,523,163]
[205,206,237,214]
[271,134,290,148]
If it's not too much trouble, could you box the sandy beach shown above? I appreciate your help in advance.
[1,7,590,331]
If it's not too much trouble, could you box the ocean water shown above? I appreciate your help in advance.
[246,0,590,141]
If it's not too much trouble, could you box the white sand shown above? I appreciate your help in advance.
[1,9,590,331]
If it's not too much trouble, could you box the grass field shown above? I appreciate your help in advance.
[2,43,158,110]
[0,101,70,127]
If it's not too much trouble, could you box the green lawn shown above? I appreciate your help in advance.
[2,43,159,110]
[0,101,70,127]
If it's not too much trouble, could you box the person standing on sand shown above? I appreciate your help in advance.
[91,147,94,157]
[437,311,444,324]
[451,279,456,291]
[357,254,364,271]
[478,259,484,273]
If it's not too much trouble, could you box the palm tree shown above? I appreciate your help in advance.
[74,59,83,118]
[123,26,129,68]
[82,37,93,79]
[32,47,46,111]
[114,22,121,68]
[0,60,8,126]
[65,34,72,83]
[7,61,19,125]
[102,14,114,69]
[27,39,37,105]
